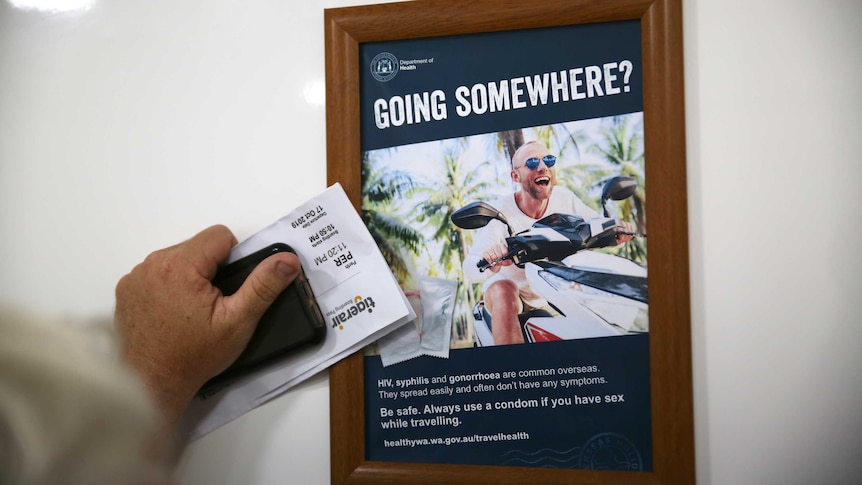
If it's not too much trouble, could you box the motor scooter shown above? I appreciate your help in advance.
[451,176,648,346]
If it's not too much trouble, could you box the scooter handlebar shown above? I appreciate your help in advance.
[586,226,645,249]
[477,249,516,272]
[476,226,644,271]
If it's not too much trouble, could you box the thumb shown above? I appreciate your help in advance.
[225,252,301,325]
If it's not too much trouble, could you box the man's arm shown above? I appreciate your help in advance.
[462,220,510,283]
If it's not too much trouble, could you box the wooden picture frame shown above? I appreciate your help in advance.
[325,0,693,483]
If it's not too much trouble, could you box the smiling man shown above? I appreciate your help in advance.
[462,141,612,345]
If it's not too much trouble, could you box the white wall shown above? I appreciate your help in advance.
[685,1,862,483]
[1,0,860,483]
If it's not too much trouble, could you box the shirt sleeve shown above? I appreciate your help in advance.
[558,186,600,220]
[575,196,600,220]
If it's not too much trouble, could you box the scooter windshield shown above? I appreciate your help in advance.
[529,213,591,244]
[534,261,648,304]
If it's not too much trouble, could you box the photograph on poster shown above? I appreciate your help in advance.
[363,115,648,348]
[357,19,654,471]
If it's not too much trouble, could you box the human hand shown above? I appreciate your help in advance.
[114,225,300,424]
[616,221,636,244]
[481,241,513,273]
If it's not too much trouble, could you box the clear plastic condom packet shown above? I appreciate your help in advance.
[417,276,458,358]
[376,277,458,366]
[376,291,423,367]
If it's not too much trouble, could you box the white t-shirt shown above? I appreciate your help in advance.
[462,186,599,307]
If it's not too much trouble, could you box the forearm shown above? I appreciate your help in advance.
[122,351,198,427]
[463,222,507,283]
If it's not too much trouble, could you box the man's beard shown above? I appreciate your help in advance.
[524,180,553,200]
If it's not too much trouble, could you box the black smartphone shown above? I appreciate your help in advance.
[199,243,326,395]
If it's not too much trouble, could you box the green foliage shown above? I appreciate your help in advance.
[587,115,647,263]
[408,147,494,344]
[360,153,424,285]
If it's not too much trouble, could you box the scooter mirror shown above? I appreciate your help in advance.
[601,176,638,203]
[600,176,638,218]
[451,201,510,233]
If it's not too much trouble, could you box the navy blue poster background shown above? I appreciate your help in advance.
[360,20,652,471]
[365,336,652,469]
[361,21,642,151]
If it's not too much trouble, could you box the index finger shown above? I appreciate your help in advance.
[181,225,239,280]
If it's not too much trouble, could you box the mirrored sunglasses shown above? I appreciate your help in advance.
[521,154,556,170]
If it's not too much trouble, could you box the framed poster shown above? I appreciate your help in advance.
[325,0,693,483]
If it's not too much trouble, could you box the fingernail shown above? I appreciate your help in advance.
[277,261,298,279]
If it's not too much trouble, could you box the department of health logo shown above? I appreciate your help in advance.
[370,52,399,82]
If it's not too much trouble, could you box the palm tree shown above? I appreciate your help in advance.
[588,114,647,263]
[540,124,613,208]
[410,146,493,344]
[361,152,424,285]
[497,129,524,161]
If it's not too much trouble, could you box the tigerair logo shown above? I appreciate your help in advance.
[331,295,376,330]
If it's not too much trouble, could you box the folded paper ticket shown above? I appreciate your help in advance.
[182,183,415,439]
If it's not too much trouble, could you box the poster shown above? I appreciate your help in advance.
[359,20,651,471]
